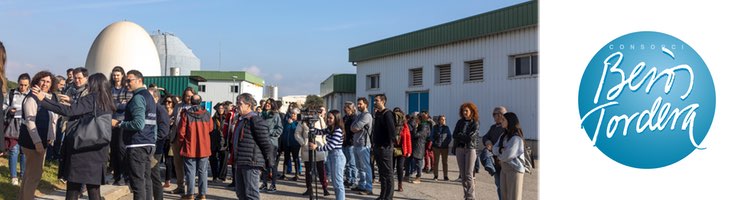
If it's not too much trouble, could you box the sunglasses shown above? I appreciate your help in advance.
[493,112,501,116]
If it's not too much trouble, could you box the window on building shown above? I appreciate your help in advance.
[230,85,239,93]
[198,85,206,92]
[435,64,451,84]
[464,59,484,82]
[409,67,423,87]
[511,53,539,77]
[408,92,429,114]
[367,74,380,90]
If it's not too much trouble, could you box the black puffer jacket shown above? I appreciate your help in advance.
[453,119,479,149]
[233,115,274,168]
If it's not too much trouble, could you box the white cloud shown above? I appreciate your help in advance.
[243,65,262,76]
[273,73,283,81]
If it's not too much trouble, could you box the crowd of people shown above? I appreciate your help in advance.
[0,41,531,200]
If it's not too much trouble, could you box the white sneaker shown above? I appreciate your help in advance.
[11,178,19,186]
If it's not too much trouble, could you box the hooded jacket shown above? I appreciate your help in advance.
[178,106,213,158]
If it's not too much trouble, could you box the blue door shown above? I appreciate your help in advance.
[408,92,429,114]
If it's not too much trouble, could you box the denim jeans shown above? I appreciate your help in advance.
[235,165,262,200]
[406,157,424,178]
[343,146,358,184]
[9,143,26,178]
[184,157,209,196]
[353,146,372,191]
[328,149,346,200]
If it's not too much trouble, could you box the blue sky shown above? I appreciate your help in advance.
[1,0,528,96]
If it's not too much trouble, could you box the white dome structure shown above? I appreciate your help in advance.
[85,21,161,76]
[151,32,201,76]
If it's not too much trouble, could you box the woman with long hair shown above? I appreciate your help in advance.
[259,98,283,192]
[309,110,346,200]
[391,107,411,192]
[453,102,480,200]
[163,95,178,188]
[1,41,8,153]
[493,112,526,200]
[18,71,60,200]
[33,73,115,200]
[210,102,229,183]
[109,66,131,186]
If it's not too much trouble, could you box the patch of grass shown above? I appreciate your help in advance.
[1,156,66,200]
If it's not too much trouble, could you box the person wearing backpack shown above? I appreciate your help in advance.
[493,112,526,200]
[4,73,30,186]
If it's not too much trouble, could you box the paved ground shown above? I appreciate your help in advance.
[116,155,538,200]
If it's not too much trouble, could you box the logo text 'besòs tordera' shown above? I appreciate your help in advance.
[578,31,715,169]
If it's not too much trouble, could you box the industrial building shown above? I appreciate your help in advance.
[151,31,201,76]
[348,1,539,140]
[191,70,265,106]
[320,74,356,112]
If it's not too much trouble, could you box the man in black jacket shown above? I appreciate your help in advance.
[232,93,274,200]
[372,94,396,200]
[149,86,170,200]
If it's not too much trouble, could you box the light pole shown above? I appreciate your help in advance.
[232,75,238,101]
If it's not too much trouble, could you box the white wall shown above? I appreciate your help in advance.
[198,80,263,106]
[356,26,539,139]
[324,93,356,112]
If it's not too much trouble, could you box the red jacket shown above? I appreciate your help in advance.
[178,107,213,158]
[399,122,412,157]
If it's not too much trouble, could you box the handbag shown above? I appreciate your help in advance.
[71,97,112,151]
[393,146,403,157]
[520,145,535,174]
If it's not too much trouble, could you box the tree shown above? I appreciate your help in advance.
[303,95,324,110]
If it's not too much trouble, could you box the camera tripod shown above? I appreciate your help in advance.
[308,127,320,200]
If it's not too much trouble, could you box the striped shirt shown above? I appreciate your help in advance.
[317,127,343,151]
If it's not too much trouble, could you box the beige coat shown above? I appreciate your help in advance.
[295,122,327,162]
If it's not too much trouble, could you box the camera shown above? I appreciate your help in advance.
[299,108,320,125]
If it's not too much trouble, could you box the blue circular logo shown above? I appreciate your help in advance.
[578,31,715,169]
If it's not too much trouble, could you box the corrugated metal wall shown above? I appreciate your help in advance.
[356,26,538,139]
[144,76,199,98]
